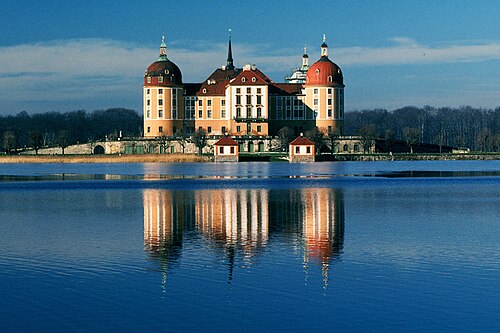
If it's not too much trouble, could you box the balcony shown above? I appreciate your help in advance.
[233,116,267,123]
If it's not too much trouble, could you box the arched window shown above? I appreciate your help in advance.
[354,144,360,152]
[343,144,349,152]
[315,69,320,74]
[327,75,333,82]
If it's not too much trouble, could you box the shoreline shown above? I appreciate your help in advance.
[0,153,499,164]
[0,154,210,164]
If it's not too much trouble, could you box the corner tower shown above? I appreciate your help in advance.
[305,35,344,135]
[143,35,184,137]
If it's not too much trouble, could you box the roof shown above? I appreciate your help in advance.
[230,67,273,86]
[306,56,343,86]
[197,68,241,96]
[290,136,315,146]
[270,83,303,95]
[214,136,238,146]
[184,83,202,95]
[144,59,183,86]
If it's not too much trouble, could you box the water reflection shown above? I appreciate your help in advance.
[143,187,344,288]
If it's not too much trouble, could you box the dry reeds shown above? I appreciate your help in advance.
[0,154,210,164]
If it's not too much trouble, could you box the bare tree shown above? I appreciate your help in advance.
[193,129,207,155]
[358,124,377,153]
[29,131,44,155]
[403,127,421,153]
[277,127,293,152]
[158,133,172,154]
[57,130,69,155]
[327,128,342,154]
[306,127,325,154]
[3,131,16,154]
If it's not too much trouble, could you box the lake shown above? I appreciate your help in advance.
[0,161,499,332]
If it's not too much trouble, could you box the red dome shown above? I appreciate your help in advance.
[144,59,182,87]
[306,57,343,86]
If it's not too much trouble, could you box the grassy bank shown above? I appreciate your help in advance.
[0,154,210,163]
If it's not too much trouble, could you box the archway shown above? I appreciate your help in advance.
[93,145,105,154]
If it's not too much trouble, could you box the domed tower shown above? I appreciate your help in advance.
[143,35,184,137]
[305,35,344,135]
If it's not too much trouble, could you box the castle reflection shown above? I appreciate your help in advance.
[144,187,344,287]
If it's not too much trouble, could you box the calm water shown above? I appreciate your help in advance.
[0,161,499,332]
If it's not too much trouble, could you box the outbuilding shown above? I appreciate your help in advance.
[214,136,239,162]
[289,135,315,162]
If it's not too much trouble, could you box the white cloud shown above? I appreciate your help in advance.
[335,38,500,66]
[1,37,500,112]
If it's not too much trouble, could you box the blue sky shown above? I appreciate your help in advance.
[1,0,499,115]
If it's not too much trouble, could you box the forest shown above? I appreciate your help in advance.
[344,106,500,152]
[1,105,499,154]
[1,108,142,154]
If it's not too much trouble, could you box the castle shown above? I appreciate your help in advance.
[143,33,344,139]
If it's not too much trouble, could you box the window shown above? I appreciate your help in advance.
[327,75,333,82]
[314,88,318,94]
[257,125,261,132]
[354,144,360,152]
[328,109,332,118]
[146,110,151,118]
[306,146,311,154]
[159,126,163,133]
[198,100,202,106]
[328,88,332,95]
[236,107,241,118]
[295,146,300,153]
[315,69,320,74]
[198,110,202,118]
[237,126,241,132]
[236,88,241,94]
[202,88,207,93]
[219,147,224,154]
[246,95,252,105]
[198,126,202,131]
[147,126,151,133]
[207,126,212,133]
[328,99,332,105]
[241,77,246,82]
[247,87,251,94]
[147,77,151,83]
[251,77,256,82]
[159,88,163,94]
[158,110,163,118]
[221,99,225,106]
[147,89,150,94]
[343,144,349,152]
[257,108,262,118]
[246,107,251,118]
[147,100,150,106]
[221,109,226,118]
[314,99,318,106]
[236,95,241,105]
[207,100,212,107]
[256,95,262,105]
[257,88,261,94]
[221,126,226,134]
[207,110,212,118]
[159,99,163,106]
[230,146,235,154]
[158,76,163,83]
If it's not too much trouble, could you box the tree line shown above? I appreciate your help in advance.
[344,106,500,152]
[1,108,142,154]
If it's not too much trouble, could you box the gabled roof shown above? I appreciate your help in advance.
[214,136,238,146]
[230,67,273,86]
[197,68,241,96]
[290,136,315,146]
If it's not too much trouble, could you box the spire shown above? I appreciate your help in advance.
[159,34,167,60]
[321,34,329,58]
[302,45,309,69]
[226,29,235,70]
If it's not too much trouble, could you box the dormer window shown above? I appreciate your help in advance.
[327,75,333,82]
[158,76,163,83]
[251,77,256,82]
[241,77,246,82]
[203,88,207,93]
[147,77,151,83]
[315,69,320,74]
